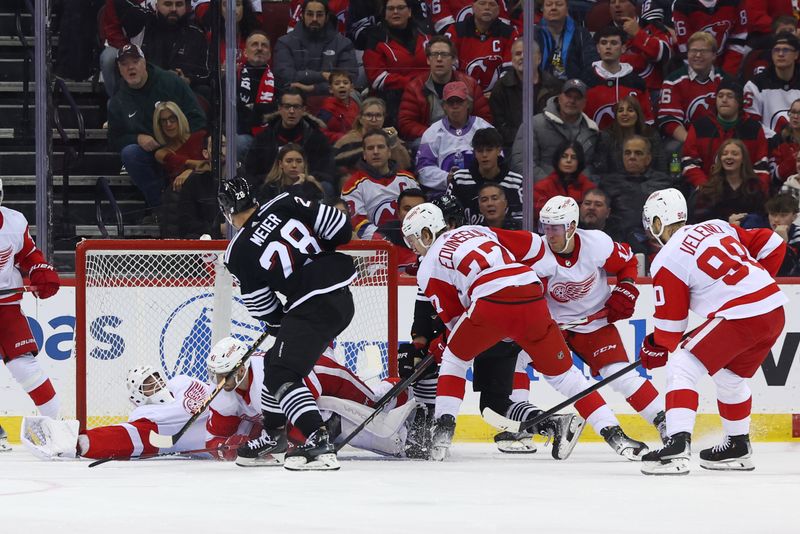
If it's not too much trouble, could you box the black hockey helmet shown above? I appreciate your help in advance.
[218,174,257,224]
[433,194,465,229]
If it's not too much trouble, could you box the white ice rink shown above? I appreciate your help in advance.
[3,441,799,534]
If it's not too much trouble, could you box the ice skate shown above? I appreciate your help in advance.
[429,414,456,461]
[641,432,691,476]
[653,411,668,445]
[494,431,537,454]
[235,428,287,467]
[0,424,10,452]
[537,414,585,460]
[699,434,754,471]
[284,426,339,471]
[601,425,649,461]
[405,404,434,459]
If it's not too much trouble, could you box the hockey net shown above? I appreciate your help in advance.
[75,239,398,430]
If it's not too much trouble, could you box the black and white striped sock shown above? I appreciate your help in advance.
[506,402,542,425]
[412,377,438,405]
[276,383,323,438]
[261,391,286,429]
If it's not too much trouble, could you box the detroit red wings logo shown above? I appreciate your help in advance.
[0,245,13,270]
[549,272,597,303]
[183,380,207,414]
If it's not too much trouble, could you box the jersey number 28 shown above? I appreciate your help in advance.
[259,220,321,277]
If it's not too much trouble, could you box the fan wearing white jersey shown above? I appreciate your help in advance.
[531,196,666,460]
[21,366,211,460]
[206,338,414,467]
[402,203,615,461]
[639,188,788,476]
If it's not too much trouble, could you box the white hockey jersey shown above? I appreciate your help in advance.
[341,168,419,239]
[531,230,638,333]
[651,220,788,350]
[416,226,544,331]
[743,68,800,136]
[0,206,38,305]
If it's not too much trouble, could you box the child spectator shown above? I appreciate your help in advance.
[765,194,800,276]
[318,70,360,143]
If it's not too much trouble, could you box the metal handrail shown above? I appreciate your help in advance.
[53,77,86,236]
[94,177,125,238]
[13,0,34,137]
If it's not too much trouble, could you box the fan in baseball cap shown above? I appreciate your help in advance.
[116,44,145,63]
[562,79,587,97]
[443,81,469,102]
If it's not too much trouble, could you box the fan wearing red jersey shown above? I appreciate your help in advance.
[533,196,666,459]
[639,189,787,476]
[0,178,61,437]
[402,203,611,461]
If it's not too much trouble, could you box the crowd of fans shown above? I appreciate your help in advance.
[89,0,800,276]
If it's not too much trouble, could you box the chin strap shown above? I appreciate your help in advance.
[556,226,577,254]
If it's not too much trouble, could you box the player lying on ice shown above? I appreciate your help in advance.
[637,188,787,476]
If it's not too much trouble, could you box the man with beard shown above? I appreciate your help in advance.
[114,0,210,96]
[578,188,612,233]
[273,0,358,97]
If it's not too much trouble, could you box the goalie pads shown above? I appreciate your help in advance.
[21,417,79,460]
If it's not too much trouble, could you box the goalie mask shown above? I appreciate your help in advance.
[218,174,257,226]
[126,366,173,406]
[539,195,579,253]
[401,203,446,255]
[208,337,251,390]
[642,188,687,247]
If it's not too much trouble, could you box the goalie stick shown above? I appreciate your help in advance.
[0,285,39,297]
[88,445,226,467]
[482,360,641,433]
[148,329,271,449]
[334,353,435,452]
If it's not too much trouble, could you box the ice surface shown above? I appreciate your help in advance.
[2,442,798,534]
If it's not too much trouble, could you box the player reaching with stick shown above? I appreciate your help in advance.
[638,188,787,475]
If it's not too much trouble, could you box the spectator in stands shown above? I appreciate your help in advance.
[176,133,223,239]
[682,80,770,192]
[100,0,141,97]
[152,101,207,183]
[741,15,799,80]
[772,98,800,185]
[744,32,800,138]
[350,0,433,50]
[341,130,419,239]
[273,0,358,97]
[765,193,800,276]
[583,25,653,131]
[108,45,206,213]
[398,36,492,143]
[490,38,562,153]
[333,98,412,177]
[533,140,595,220]
[536,0,598,80]
[593,95,665,176]
[658,32,728,151]
[318,71,360,143]
[114,0,210,97]
[478,183,518,229]
[197,0,262,68]
[244,88,337,196]
[446,0,518,93]
[236,30,276,163]
[688,139,766,226]
[602,135,676,253]
[362,0,431,126]
[288,0,349,34]
[415,81,493,196]
[781,150,800,200]
[671,0,747,77]
[578,187,613,232]
[448,127,523,225]
[371,187,427,273]
[745,0,796,50]
[511,79,598,181]
[610,0,672,100]
[258,143,325,202]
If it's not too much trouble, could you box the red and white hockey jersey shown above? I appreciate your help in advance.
[432,0,512,33]
[583,62,654,130]
[416,226,545,331]
[529,230,638,334]
[341,168,419,239]
[672,0,748,76]
[619,20,673,92]
[651,220,788,350]
[446,15,518,92]
[658,66,725,136]
[82,375,211,459]
[0,206,48,305]
[743,67,800,137]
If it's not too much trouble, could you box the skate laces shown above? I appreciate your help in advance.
[710,436,732,454]
[248,430,276,449]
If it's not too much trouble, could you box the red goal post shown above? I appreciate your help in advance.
[75,239,398,430]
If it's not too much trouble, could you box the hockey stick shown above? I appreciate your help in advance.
[559,309,609,330]
[0,285,39,297]
[482,360,641,433]
[148,329,271,449]
[88,445,226,467]
[334,353,436,452]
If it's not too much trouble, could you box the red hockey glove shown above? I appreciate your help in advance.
[29,263,60,299]
[215,434,249,461]
[428,333,446,364]
[603,281,639,323]
[639,334,669,369]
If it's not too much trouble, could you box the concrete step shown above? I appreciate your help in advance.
[0,80,94,93]
[1,174,132,187]
[0,150,120,175]
[0,104,104,129]
[0,127,108,140]
[6,198,149,224]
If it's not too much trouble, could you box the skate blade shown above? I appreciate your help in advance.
[235,452,285,467]
[641,458,690,476]
[284,453,340,471]
[429,445,450,461]
[700,458,754,471]
[495,439,537,454]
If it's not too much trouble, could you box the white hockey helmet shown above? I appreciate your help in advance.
[126,366,172,406]
[540,195,579,253]
[642,188,687,246]
[208,337,251,385]
[401,203,446,253]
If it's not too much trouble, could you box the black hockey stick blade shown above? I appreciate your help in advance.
[88,445,225,467]
[335,353,436,452]
[148,329,271,449]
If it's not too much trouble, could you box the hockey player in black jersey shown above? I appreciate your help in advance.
[219,176,356,471]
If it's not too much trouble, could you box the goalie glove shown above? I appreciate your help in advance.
[603,281,639,323]
[639,334,669,369]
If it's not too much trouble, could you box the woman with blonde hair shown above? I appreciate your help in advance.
[593,95,665,176]
[259,143,324,201]
[689,138,766,225]
[152,101,207,190]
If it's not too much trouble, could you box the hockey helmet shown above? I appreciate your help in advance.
[208,337,251,388]
[401,203,447,254]
[540,195,579,253]
[218,174,257,225]
[126,366,172,406]
[433,194,465,229]
[642,188,687,246]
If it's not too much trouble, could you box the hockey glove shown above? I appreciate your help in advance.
[639,334,669,369]
[603,281,639,323]
[214,434,249,461]
[428,333,447,364]
[398,342,427,380]
[29,263,60,299]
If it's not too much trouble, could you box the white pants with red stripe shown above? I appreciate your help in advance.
[6,353,59,419]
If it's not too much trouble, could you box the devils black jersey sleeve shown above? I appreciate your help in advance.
[223,193,356,326]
